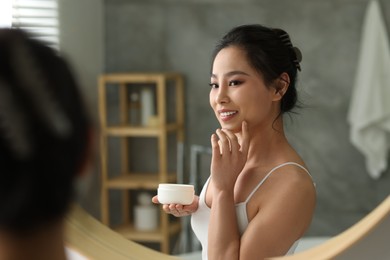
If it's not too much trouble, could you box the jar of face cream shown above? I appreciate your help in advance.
[157,183,195,205]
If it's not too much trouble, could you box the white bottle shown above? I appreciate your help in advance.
[134,192,158,231]
[140,87,155,126]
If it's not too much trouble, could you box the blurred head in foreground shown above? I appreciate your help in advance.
[0,28,91,259]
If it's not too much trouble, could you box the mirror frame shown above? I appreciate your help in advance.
[65,195,390,259]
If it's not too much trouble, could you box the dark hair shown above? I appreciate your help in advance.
[0,29,90,233]
[212,24,302,114]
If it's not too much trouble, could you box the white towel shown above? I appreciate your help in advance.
[348,0,390,179]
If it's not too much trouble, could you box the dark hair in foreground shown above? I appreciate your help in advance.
[0,29,90,233]
[212,24,302,114]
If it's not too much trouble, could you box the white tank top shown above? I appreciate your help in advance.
[190,162,313,260]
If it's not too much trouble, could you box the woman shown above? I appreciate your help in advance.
[0,29,92,260]
[154,24,316,259]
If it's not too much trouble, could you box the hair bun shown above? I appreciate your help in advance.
[292,47,302,71]
[292,47,302,62]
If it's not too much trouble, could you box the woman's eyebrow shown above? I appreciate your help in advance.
[211,70,250,78]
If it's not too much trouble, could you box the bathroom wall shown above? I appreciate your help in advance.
[58,0,104,218]
[102,0,390,238]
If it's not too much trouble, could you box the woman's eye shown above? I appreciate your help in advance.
[229,80,242,86]
[209,83,219,89]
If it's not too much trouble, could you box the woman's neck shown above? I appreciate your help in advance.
[0,222,66,260]
[239,117,293,167]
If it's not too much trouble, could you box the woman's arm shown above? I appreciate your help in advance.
[208,166,315,260]
[208,188,240,259]
[239,172,316,259]
[207,120,315,259]
[208,122,249,259]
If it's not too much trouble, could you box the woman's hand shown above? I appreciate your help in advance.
[210,121,249,192]
[152,195,199,217]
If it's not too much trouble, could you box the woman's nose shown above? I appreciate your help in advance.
[215,87,230,104]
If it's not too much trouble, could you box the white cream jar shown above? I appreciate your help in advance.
[157,183,195,205]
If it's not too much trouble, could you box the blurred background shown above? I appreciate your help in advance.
[5,0,390,256]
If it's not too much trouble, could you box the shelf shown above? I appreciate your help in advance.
[99,72,184,254]
[114,221,181,242]
[101,72,182,83]
[103,123,182,137]
[104,174,177,189]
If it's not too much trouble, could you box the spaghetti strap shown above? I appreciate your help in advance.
[244,162,312,203]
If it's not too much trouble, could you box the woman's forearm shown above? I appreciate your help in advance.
[208,190,240,260]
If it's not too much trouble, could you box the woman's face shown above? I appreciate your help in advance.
[209,46,280,133]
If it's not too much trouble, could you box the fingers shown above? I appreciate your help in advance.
[221,128,239,153]
[158,196,199,217]
[216,129,231,155]
[162,203,192,217]
[152,195,159,204]
[211,133,220,155]
[213,128,241,155]
[214,128,237,156]
[211,121,249,157]
[240,121,249,156]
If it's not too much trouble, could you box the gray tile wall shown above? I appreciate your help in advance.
[103,0,390,237]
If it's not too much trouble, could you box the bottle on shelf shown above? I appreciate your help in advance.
[129,90,141,126]
[134,192,158,231]
[140,87,155,127]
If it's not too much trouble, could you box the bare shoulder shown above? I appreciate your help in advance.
[240,163,317,257]
[258,162,316,223]
[266,163,315,193]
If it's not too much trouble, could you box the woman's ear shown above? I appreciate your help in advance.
[272,72,290,101]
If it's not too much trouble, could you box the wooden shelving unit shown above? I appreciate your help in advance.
[98,72,184,254]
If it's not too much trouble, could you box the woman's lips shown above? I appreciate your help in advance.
[219,110,238,121]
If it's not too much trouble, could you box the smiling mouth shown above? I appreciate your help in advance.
[219,111,238,120]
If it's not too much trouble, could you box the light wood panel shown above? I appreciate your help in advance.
[65,204,180,260]
[270,195,390,259]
